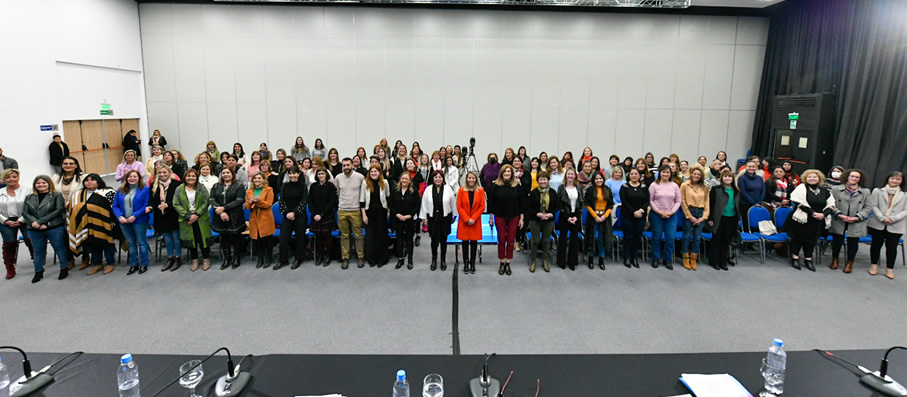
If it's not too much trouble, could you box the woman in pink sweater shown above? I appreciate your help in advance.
[649,165,682,269]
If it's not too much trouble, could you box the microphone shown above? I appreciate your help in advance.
[0,346,77,397]
[820,349,907,397]
[469,353,500,397]
[152,347,252,397]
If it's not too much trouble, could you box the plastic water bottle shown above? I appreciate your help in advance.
[0,355,10,397]
[118,354,140,397]
[393,370,410,397]
[764,339,786,395]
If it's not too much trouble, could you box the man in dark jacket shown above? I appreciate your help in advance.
[122,130,141,156]
[48,133,70,175]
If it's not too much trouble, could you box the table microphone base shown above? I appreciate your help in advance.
[469,377,500,397]
[10,373,53,397]
[860,373,907,396]
[215,372,251,397]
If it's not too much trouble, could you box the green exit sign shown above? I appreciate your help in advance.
[100,110,113,116]
[101,104,111,110]
[788,112,799,120]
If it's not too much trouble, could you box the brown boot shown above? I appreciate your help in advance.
[2,242,17,280]
[690,253,698,270]
[202,258,211,271]
[87,265,103,275]
[843,261,853,274]
[79,256,91,270]
[682,253,691,270]
[830,257,839,270]
[190,259,199,272]
[66,260,74,271]
[103,265,114,274]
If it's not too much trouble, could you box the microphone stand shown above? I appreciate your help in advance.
[469,353,500,397]
[0,346,80,397]
[152,347,252,397]
[860,347,907,397]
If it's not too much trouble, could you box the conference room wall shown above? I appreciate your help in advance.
[0,0,147,181]
[139,4,767,164]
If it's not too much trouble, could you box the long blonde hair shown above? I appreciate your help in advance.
[494,165,519,187]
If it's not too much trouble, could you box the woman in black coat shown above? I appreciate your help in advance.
[307,167,338,267]
[556,168,584,270]
[390,172,421,269]
[784,169,835,271]
[707,169,741,271]
[122,130,141,155]
[276,166,307,270]
[209,167,247,269]
[150,166,183,271]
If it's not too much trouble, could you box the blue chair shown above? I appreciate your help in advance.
[738,217,763,264]
[272,203,283,237]
[750,206,786,263]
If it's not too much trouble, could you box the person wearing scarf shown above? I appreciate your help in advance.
[784,169,835,272]
[113,171,151,275]
[150,166,183,271]
[527,171,559,273]
[764,166,794,209]
[866,171,907,279]
[828,169,872,273]
[69,174,120,276]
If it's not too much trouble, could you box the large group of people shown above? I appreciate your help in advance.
[0,133,902,284]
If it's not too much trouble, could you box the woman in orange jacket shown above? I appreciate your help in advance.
[456,172,485,274]
[245,172,275,268]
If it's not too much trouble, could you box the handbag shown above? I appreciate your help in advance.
[758,220,778,235]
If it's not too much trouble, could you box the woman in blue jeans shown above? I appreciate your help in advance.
[22,175,67,283]
[150,166,183,271]
[648,165,682,269]
[113,170,151,275]
[680,166,710,270]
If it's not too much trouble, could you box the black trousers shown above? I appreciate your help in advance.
[869,227,903,269]
[789,238,816,258]
[557,218,581,266]
[830,233,859,262]
[462,240,478,264]
[621,212,645,260]
[279,215,307,262]
[364,208,388,264]
[187,223,210,260]
[428,217,449,259]
[253,237,273,257]
[221,232,244,256]
[394,219,415,259]
[709,216,738,268]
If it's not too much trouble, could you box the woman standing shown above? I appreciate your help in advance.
[391,172,421,270]
[210,168,246,269]
[247,151,264,181]
[444,156,460,192]
[867,171,906,279]
[649,165,681,269]
[764,166,794,210]
[785,169,835,272]
[246,173,276,268]
[145,146,165,176]
[583,171,613,270]
[312,138,327,160]
[456,172,485,274]
[198,164,218,192]
[69,174,118,275]
[420,171,456,271]
[149,130,168,150]
[737,160,766,232]
[488,165,525,275]
[206,141,220,165]
[707,169,740,271]
[23,176,67,282]
[538,152,549,171]
[547,156,564,191]
[621,157,634,179]
[292,137,311,161]
[577,161,594,188]
[556,168,584,270]
[327,148,342,178]
[51,156,86,269]
[527,171,559,272]
[150,166,183,271]
[620,168,649,268]
[173,169,212,272]
[678,161,691,184]
[360,166,390,267]
[635,158,654,186]
[113,170,151,275]
[276,166,308,270]
[680,166,709,271]
[0,170,33,279]
[272,149,288,175]
[258,161,281,195]
[391,144,409,182]
[258,143,272,162]
[606,167,624,204]
[716,151,728,167]
[122,130,141,155]
[828,169,872,273]
[193,152,212,173]
[529,157,541,191]
[782,160,801,186]
[232,143,248,167]
[376,147,392,179]
[170,150,189,179]
[308,167,338,267]
[480,153,500,189]
[826,166,845,187]
[115,150,146,183]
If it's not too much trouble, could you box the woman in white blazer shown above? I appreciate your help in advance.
[419,170,457,271]
[866,171,907,279]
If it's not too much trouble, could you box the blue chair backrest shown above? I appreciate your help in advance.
[774,207,793,229]
[582,207,589,227]
[243,208,251,222]
[748,206,771,230]
[674,209,684,230]
[148,212,155,229]
[613,205,622,230]
[554,211,560,225]
[272,203,283,226]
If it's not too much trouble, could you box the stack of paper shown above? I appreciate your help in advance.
[679,373,752,397]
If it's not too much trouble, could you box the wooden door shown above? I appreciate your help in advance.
[81,120,106,175]
[62,121,85,169]
[121,119,141,160]
[104,119,123,174]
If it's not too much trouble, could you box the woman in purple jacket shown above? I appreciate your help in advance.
[649,165,682,269]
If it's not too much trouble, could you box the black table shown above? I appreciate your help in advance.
[14,349,901,396]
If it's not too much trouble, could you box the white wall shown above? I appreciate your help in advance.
[139,4,767,164]
[0,0,146,180]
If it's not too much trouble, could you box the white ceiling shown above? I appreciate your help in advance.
[691,0,785,7]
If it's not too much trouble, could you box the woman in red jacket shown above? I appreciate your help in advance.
[456,172,485,274]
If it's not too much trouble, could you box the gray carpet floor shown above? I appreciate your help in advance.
[2,238,906,357]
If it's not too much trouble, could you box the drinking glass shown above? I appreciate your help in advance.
[759,358,784,396]
[422,373,443,397]
[179,360,204,397]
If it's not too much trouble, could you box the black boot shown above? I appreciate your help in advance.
[396,258,404,269]
[791,256,801,270]
[221,247,232,270]
[262,254,271,269]
[266,249,274,267]
[599,257,605,270]
[805,258,815,272]
[256,255,263,269]
[632,257,640,268]
[588,255,594,269]
[232,254,241,269]
[170,257,182,271]
[498,262,505,275]
[59,267,69,280]
[504,263,512,276]
[624,256,631,268]
[652,259,660,269]
[31,271,43,283]
[440,258,447,271]
[430,256,437,271]
[292,259,303,269]
[664,260,673,270]
[161,257,175,272]
[407,255,413,270]
[470,261,476,274]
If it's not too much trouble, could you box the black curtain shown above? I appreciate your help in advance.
[751,0,907,186]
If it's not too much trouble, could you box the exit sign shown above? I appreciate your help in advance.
[788,112,799,120]
[100,110,114,116]
[101,104,111,110]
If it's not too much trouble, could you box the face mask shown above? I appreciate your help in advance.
[831,171,842,179]
[490,158,497,163]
